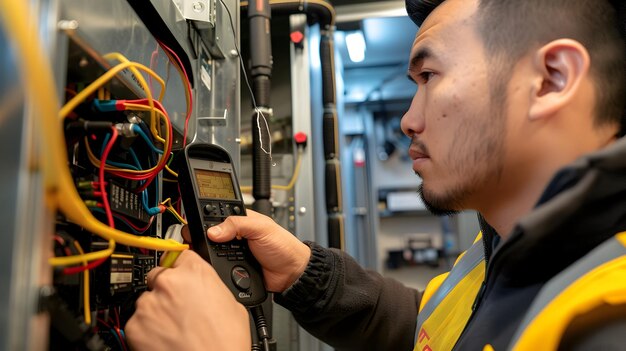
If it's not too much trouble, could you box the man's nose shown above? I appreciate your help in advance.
[401,92,425,137]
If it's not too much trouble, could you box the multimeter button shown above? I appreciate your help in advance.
[203,205,212,215]
[231,266,251,290]
[217,252,227,257]
[230,243,241,249]
[232,205,242,215]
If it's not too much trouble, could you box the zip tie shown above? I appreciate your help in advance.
[255,108,274,165]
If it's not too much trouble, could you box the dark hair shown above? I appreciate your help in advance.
[405,0,626,134]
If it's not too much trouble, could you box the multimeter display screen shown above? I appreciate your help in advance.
[194,169,236,200]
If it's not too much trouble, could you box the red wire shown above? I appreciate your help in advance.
[63,257,107,275]
[114,307,121,327]
[115,213,153,233]
[97,317,128,351]
[100,126,119,228]
[97,317,112,328]
[109,98,172,191]
[134,114,172,193]
[115,328,129,351]
[54,235,73,257]
[157,40,193,146]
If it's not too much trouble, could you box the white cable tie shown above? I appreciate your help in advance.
[255,108,274,164]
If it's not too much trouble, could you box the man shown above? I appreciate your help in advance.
[126,0,626,349]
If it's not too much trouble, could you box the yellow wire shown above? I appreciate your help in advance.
[102,52,166,143]
[161,198,187,224]
[165,164,179,177]
[59,61,163,120]
[168,208,187,224]
[103,52,166,101]
[273,150,303,190]
[72,241,92,326]
[123,102,169,145]
[49,239,115,266]
[0,1,188,252]
[83,105,170,175]
[240,150,303,192]
[84,136,163,175]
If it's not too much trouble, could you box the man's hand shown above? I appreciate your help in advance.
[182,209,311,293]
[125,250,251,351]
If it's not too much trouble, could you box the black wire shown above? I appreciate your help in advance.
[251,305,271,351]
[218,0,259,110]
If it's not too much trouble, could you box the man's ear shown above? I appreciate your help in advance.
[528,39,591,120]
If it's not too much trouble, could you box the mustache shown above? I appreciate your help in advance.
[409,137,430,156]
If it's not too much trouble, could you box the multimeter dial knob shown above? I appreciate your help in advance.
[231,266,251,290]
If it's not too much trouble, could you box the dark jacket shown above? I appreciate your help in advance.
[275,137,626,350]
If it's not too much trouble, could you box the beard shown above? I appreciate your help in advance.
[413,85,507,217]
[417,182,462,217]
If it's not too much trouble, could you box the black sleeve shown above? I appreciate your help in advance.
[559,303,626,351]
[274,242,423,351]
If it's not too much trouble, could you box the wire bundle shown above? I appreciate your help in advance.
[0,0,190,268]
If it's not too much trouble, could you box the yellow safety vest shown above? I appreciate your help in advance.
[414,232,626,351]
[413,233,486,351]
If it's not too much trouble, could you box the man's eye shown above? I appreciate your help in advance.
[418,72,434,84]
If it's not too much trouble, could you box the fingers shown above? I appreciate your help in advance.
[148,251,199,290]
[207,209,270,242]
[170,249,202,268]
[181,225,191,244]
[147,266,167,290]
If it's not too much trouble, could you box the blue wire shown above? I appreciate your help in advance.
[128,147,142,169]
[98,131,161,216]
[128,147,161,215]
[101,133,110,156]
[106,159,140,171]
[109,328,124,350]
[132,124,163,154]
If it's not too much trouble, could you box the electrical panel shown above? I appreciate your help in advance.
[7,0,244,350]
[1,0,330,349]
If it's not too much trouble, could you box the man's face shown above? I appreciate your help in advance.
[401,0,507,214]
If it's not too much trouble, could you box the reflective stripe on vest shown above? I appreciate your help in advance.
[507,232,626,350]
[414,239,486,350]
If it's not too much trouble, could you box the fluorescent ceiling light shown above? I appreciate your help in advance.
[346,31,366,63]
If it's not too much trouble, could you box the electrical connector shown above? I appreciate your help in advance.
[115,123,136,138]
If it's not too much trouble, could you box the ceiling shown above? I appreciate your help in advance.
[332,1,419,104]
[331,0,396,7]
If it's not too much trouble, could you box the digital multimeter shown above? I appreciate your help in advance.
[177,143,267,306]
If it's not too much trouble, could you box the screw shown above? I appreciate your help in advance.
[298,207,307,215]
[192,2,204,12]
[230,49,239,58]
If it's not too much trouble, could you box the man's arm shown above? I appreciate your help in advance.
[207,210,422,350]
[275,242,422,351]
